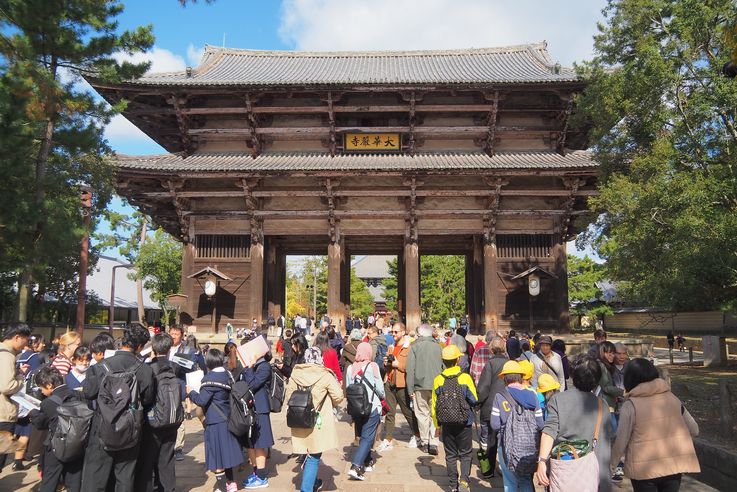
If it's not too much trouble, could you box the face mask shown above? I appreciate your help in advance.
[75,364,89,373]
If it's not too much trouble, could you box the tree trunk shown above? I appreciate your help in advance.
[17,56,58,323]
[136,217,148,324]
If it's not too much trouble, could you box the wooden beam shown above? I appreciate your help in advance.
[187,125,562,137]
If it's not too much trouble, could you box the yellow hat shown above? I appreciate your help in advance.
[498,360,524,378]
[537,374,561,393]
[518,360,534,381]
[442,344,462,361]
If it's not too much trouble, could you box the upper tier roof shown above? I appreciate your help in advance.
[127,43,578,87]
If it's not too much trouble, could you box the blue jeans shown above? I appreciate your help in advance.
[300,453,321,492]
[498,446,533,492]
[352,410,380,467]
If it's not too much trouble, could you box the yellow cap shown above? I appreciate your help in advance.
[518,360,534,380]
[498,360,524,378]
[442,344,462,361]
[537,374,561,393]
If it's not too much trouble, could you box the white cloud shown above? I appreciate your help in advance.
[279,0,605,66]
[113,46,187,73]
[104,114,150,142]
[187,44,205,67]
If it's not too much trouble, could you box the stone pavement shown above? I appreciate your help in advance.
[1,402,717,492]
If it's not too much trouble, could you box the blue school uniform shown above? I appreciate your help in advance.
[188,368,243,471]
[65,371,85,391]
[239,358,274,449]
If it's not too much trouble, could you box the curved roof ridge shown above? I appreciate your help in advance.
[199,42,550,60]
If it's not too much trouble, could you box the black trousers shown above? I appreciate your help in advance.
[384,383,419,441]
[441,424,472,489]
[81,430,140,492]
[133,425,178,492]
[484,420,499,473]
[631,474,682,492]
[41,447,83,492]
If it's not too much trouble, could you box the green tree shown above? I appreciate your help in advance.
[420,256,465,324]
[0,0,154,320]
[383,257,400,312]
[567,255,613,328]
[349,267,374,319]
[133,229,182,326]
[575,0,737,311]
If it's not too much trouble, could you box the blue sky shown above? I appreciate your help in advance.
[99,0,605,260]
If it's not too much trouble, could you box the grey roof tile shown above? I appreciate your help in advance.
[115,151,598,173]
[130,43,578,87]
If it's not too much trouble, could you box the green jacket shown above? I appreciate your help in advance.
[406,336,443,391]
[598,361,624,411]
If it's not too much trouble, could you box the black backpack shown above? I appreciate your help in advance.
[435,373,470,425]
[147,363,184,429]
[97,361,143,451]
[49,394,94,462]
[203,379,256,438]
[269,366,287,413]
[286,383,328,429]
[345,366,377,419]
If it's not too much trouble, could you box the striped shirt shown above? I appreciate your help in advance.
[50,354,73,376]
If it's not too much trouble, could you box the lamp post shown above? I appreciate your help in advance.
[76,186,93,335]
[109,263,133,331]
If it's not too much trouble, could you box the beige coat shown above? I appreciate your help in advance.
[612,378,700,480]
[286,363,344,455]
[0,345,23,424]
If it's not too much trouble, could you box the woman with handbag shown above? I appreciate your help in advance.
[285,345,344,492]
[535,354,614,492]
[610,358,699,492]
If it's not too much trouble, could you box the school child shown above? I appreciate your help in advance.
[187,348,243,492]
[535,374,560,420]
[65,345,91,391]
[89,332,115,365]
[30,366,85,492]
[135,333,183,492]
[431,345,478,492]
[518,360,535,389]
[239,347,274,489]
[11,334,45,471]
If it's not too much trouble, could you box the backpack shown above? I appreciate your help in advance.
[435,373,470,425]
[373,343,387,371]
[345,366,377,419]
[228,380,256,437]
[49,394,95,462]
[286,383,328,429]
[269,366,287,413]
[500,390,541,475]
[97,361,143,451]
[147,364,184,429]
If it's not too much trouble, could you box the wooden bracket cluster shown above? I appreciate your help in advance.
[403,176,419,243]
[560,177,584,239]
[555,99,574,155]
[482,91,500,156]
[482,176,507,244]
[166,94,194,156]
[243,93,261,158]
[327,92,337,156]
[239,178,263,244]
[164,179,190,241]
[325,178,341,243]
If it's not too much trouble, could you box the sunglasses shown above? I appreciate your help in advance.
[392,331,401,334]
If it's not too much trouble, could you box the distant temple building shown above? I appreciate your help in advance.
[89,43,597,334]
[352,255,394,313]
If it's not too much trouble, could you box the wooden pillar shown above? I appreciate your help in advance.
[180,242,196,324]
[397,247,406,324]
[404,241,421,333]
[483,239,499,332]
[277,251,286,319]
[250,241,264,326]
[552,237,570,333]
[327,238,345,328]
[339,245,350,332]
[470,235,485,334]
[266,239,279,319]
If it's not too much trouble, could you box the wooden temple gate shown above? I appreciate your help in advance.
[91,43,598,335]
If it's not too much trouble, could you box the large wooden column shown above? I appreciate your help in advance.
[266,239,280,320]
[180,241,196,325]
[397,247,406,324]
[483,238,499,332]
[468,235,485,334]
[404,240,421,333]
[339,244,350,332]
[552,237,570,332]
[250,234,264,326]
[327,238,345,328]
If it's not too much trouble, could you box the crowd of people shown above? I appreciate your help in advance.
[0,320,702,492]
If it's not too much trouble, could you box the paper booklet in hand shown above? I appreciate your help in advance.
[186,370,205,392]
[236,335,270,368]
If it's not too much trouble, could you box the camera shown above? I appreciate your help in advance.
[386,354,396,364]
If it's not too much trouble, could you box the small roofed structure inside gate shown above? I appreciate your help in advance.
[89,43,598,335]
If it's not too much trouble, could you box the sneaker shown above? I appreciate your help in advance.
[244,476,269,489]
[459,480,471,492]
[407,436,419,448]
[313,478,323,492]
[11,461,26,471]
[174,449,185,462]
[364,458,375,472]
[376,439,393,453]
[226,481,238,492]
[242,473,257,488]
[428,445,439,456]
[348,464,365,481]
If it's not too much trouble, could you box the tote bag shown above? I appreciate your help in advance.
[548,398,603,492]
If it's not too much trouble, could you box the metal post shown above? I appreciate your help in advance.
[669,350,674,365]
[110,264,133,331]
[76,188,93,335]
[689,347,693,363]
